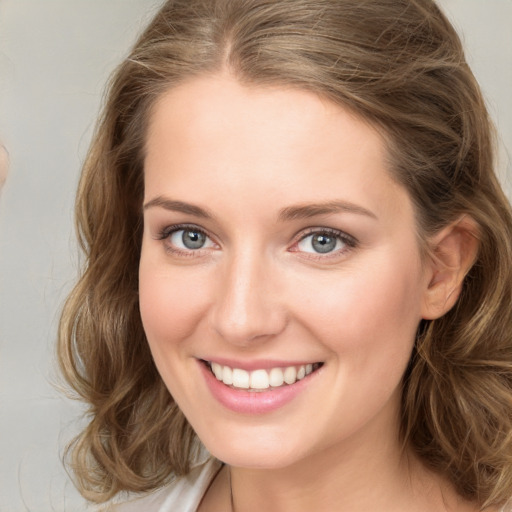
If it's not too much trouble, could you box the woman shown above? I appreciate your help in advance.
[59,0,512,510]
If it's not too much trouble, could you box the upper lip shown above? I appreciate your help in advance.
[200,357,321,371]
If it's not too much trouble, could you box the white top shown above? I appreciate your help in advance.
[110,458,222,512]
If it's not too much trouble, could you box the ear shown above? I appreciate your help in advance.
[421,216,479,320]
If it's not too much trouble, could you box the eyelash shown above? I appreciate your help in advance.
[156,224,358,259]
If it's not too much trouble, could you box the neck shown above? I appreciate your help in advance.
[230,430,409,512]
[226,408,473,512]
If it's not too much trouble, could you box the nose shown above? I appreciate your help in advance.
[210,249,287,346]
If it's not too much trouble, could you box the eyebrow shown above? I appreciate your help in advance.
[278,200,377,221]
[143,197,213,218]
[143,196,377,221]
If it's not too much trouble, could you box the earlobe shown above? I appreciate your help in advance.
[421,216,480,320]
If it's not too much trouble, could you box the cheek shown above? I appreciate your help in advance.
[138,258,211,349]
[292,251,424,364]
[138,257,215,407]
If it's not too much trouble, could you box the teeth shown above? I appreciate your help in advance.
[269,367,284,387]
[222,365,233,385]
[212,362,223,380]
[250,369,269,389]
[232,368,249,389]
[208,362,319,390]
[283,366,297,385]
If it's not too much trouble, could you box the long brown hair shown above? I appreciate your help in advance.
[59,0,512,506]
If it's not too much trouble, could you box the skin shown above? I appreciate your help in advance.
[139,74,482,511]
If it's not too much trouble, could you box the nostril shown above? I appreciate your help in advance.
[210,309,288,346]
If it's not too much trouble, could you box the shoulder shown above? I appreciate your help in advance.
[104,458,222,512]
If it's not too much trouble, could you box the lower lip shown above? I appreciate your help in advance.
[199,361,319,414]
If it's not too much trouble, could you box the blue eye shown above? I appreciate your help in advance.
[168,228,214,251]
[297,231,348,254]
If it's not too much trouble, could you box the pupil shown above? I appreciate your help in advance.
[182,230,205,249]
[312,234,336,253]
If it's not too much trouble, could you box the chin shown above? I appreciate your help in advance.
[198,425,310,469]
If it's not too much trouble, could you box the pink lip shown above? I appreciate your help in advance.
[198,360,320,414]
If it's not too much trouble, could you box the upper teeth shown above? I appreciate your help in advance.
[210,362,316,390]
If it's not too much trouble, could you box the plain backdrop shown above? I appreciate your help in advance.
[0,1,510,511]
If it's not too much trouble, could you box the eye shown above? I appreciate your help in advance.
[161,226,216,253]
[171,229,207,250]
[295,229,354,255]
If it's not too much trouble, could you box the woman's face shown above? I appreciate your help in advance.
[139,74,432,469]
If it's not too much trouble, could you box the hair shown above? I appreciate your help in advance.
[58,0,512,506]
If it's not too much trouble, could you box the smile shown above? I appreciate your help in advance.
[206,361,322,391]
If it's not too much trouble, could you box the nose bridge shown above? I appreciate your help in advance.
[211,245,284,345]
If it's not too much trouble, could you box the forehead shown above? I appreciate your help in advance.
[145,74,384,160]
[144,73,410,224]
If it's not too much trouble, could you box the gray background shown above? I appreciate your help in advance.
[0,1,510,511]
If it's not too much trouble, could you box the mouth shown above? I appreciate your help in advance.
[201,360,323,392]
